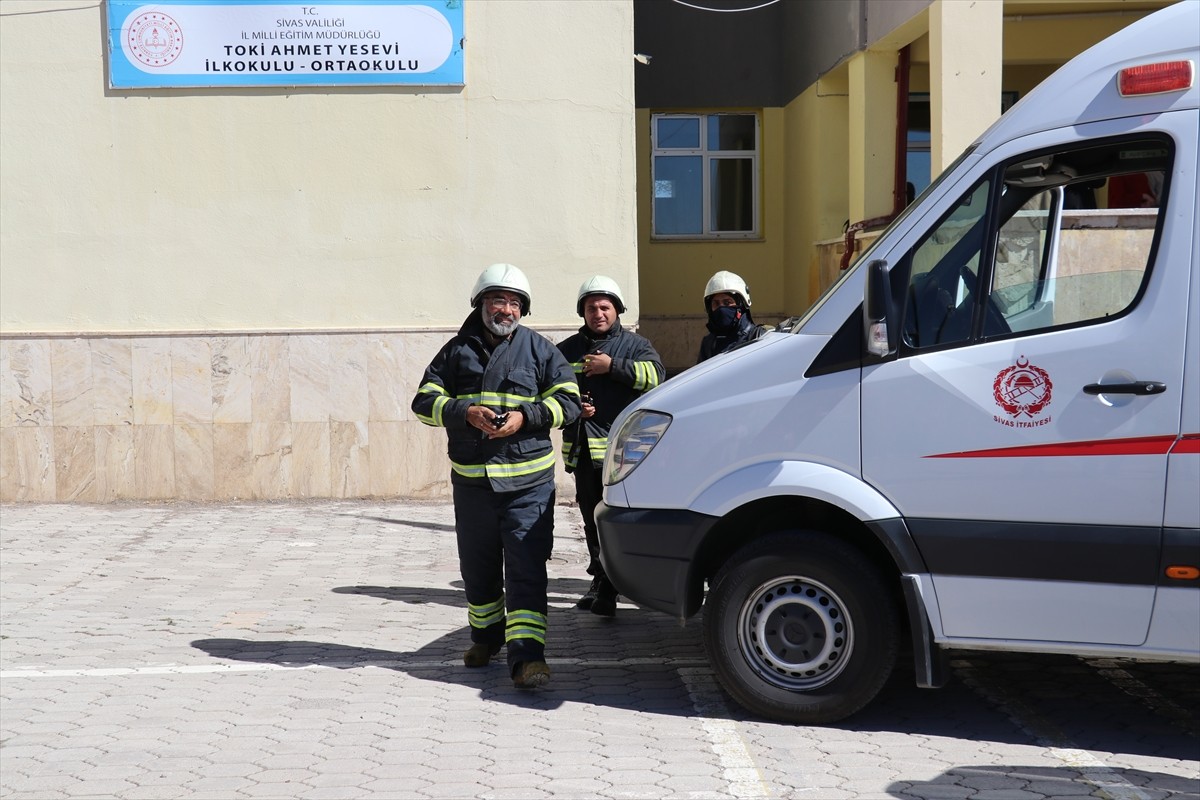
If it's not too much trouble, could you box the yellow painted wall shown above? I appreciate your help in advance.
[0,0,637,334]
[784,72,851,312]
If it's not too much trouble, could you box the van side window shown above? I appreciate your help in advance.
[900,137,1171,352]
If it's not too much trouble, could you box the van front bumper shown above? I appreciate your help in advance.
[595,501,718,619]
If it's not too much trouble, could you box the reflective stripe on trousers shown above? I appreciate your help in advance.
[453,480,555,670]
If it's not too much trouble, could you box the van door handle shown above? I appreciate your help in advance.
[1083,381,1167,395]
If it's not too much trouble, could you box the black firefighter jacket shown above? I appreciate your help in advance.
[557,320,665,471]
[412,313,582,493]
[697,311,769,363]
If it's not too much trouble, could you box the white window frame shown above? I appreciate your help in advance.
[651,112,760,240]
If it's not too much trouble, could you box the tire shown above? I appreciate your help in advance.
[703,531,900,724]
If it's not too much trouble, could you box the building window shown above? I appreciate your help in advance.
[651,113,759,239]
[906,93,1018,198]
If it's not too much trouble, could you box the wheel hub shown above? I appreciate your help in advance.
[738,576,852,691]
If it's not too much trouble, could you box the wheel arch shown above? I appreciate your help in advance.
[693,495,910,596]
[688,487,946,690]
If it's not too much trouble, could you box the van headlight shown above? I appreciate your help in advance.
[605,410,672,485]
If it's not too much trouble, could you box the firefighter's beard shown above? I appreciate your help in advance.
[483,309,520,337]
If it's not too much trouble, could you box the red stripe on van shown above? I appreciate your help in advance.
[926,435,1182,458]
[1170,434,1200,454]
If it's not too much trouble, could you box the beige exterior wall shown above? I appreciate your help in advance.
[0,0,636,501]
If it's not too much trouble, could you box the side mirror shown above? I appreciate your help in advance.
[864,259,893,357]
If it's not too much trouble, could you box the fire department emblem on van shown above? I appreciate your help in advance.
[993,356,1053,425]
[126,12,183,68]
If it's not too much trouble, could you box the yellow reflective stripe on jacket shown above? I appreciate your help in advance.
[633,360,661,391]
[485,451,556,479]
[431,395,451,426]
[452,451,556,481]
[570,362,584,374]
[450,460,488,479]
[541,381,580,400]
[562,436,607,465]
[416,382,451,427]
[543,396,564,428]
[479,390,537,406]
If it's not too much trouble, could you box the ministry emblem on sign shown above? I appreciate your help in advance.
[127,12,183,68]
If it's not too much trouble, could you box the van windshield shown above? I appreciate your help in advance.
[788,145,979,332]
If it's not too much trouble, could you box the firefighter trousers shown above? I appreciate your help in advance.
[453,480,555,672]
[573,456,606,579]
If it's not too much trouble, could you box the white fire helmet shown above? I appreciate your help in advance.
[703,270,752,311]
[576,275,627,316]
[471,263,532,315]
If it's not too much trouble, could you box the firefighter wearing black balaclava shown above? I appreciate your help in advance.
[697,270,768,363]
[412,263,581,690]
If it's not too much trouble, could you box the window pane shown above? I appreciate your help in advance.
[710,158,753,232]
[991,140,1169,336]
[656,117,700,149]
[902,179,991,349]
[992,189,1054,323]
[653,155,702,235]
[708,114,755,151]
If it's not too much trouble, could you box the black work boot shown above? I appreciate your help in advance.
[463,642,502,667]
[512,660,551,689]
[575,575,601,610]
[590,578,618,617]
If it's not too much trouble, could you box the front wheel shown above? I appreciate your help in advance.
[703,531,900,724]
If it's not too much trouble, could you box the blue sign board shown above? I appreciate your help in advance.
[106,0,465,88]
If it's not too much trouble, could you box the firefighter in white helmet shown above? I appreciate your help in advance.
[697,270,769,363]
[412,263,582,689]
[557,276,665,616]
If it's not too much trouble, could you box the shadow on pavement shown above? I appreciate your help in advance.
[888,765,1200,800]
[193,577,710,716]
[343,514,456,532]
[332,576,599,608]
[193,586,1200,754]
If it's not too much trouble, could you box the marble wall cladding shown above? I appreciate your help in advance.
[50,339,95,427]
[95,425,136,502]
[53,426,96,502]
[91,339,134,426]
[289,335,330,423]
[0,328,579,502]
[132,339,173,426]
[211,337,252,424]
[0,339,52,427]
[0,426,55,501]
[174,423,214,501]
[329,335,369,423]
[250,336,290,424]
[330,420,370,498]
[636,317,705,378]
[171,338,213,425]
[212,423,254,500]
[292,421,331,498]
[367,333,408,422]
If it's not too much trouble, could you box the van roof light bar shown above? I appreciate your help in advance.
[1118,60,1195,97]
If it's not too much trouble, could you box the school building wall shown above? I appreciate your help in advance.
[0,0,638,502]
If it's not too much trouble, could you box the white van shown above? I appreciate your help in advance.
[597,2,1199,724]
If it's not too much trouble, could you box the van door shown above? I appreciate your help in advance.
[861,121,1195,646]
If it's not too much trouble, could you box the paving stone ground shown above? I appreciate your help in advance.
[1,499,1197,800]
